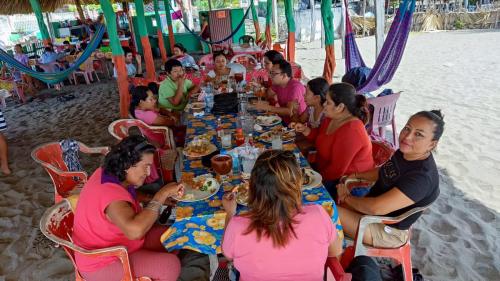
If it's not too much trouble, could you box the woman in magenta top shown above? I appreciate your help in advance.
[291,83,374,197]
[222,150,343,281]
[72,136,184,281]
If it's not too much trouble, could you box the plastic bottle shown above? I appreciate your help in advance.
[216,118,223,139]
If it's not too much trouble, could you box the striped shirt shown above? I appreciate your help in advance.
[0,109,6,131]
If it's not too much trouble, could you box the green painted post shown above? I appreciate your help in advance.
[321,0,336,83]
[163,0,176,53]
[100,0,129,117]
[265,0,273,48]
[284,0,296,62]
[135,0,156,79]
[251,0,261,41]
[153,0,168,62]
[29,0,50,44]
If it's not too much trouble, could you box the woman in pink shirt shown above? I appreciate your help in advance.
[72,136,184,281]
[222,150,343,281]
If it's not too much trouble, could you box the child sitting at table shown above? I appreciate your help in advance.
[130,86,185,147]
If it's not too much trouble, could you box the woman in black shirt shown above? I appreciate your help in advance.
[337,110,445,248]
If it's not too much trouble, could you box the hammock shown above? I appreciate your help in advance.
[165,0,252,45]
[344,0,416,93]
[0,24,106,84]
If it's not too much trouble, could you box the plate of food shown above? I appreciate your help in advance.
[191,102,205,111]
[301,168,322,189]
[183,139,217,158]
[235,181,250,206]
[255,115,282,127]
[177,174,220,202]
[217,86,233,94]
[258,126,296,143]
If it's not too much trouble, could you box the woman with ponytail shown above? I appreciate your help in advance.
[130,86,177,127]
[290,82,374,196]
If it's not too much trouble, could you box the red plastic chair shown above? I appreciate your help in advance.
[108,119,177,182]
[31,142,109,203]
[39,199,152,281]
[371,140,395,167]
[341,206,430,281]
[229,54,258,70]
[325,257,352,281]
[367,92,401,148]
[272,42,287,59]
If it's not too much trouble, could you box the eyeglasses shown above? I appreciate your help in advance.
[269,71,283,77]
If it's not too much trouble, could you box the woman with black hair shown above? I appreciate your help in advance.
[172,43,198,70]
[72,135,183,280]
[337,110,445,249]
[290,82,375,195]
[293,77,329,128]
[130,86,176,127]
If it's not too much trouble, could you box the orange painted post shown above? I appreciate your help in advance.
[251,0,261,43]
[321,0,336,83]
[265,0,272,49]
[135,0,156,80]
[164,0,176,54]
[153,0,168,63]
[284,0,295,62]
[100,0,130,117]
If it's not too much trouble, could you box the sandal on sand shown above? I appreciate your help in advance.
[57,94,75,102]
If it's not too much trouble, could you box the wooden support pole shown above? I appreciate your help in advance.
[29,0,51,45]
[164,0,176,54]
[284,0,296,62]
[153,0,168,63]
[100,0,129,118]
[75,0,86,21]
[135,0,156,80]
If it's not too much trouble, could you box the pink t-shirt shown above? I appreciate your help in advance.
[72,168,144,272]
[135,109,159,125]
[222,204,336,281]
[271,79,307,119]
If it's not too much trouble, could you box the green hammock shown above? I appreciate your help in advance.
[0,24,106,84]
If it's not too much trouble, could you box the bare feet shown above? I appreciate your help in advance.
[1,164,11,176]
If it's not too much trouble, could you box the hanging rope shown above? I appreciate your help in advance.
[165,0,252,45]
[0,25,106,84]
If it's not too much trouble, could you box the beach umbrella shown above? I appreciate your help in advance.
[321,0,336,84]
[284,0,295,62]
[153,0,167,62]
[265,0,272,49]
[250,0,261,43]
[134,0,155,80]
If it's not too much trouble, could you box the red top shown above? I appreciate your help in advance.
[72,168,144,272]
[306,118,374,181]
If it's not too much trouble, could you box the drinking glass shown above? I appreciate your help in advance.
[271,132,283,150]
[221,131,232,149]
[211,154,233,183]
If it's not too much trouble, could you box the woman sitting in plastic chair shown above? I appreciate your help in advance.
[336,110,445,248]
[71,135,185,281]
[221,150,344,280]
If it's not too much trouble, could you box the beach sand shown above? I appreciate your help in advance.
[0,30,498,280]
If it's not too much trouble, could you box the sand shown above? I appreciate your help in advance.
[0,30,498,280]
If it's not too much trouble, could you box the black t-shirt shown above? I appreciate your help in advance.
[367,150,440,230]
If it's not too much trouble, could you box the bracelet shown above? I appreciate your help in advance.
[144,200,162,215]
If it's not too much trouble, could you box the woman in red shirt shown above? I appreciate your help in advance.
[290,82,374,197]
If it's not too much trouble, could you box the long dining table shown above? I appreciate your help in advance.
[160,95,344,256]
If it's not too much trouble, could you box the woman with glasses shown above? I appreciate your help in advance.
[222,150,343,280]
